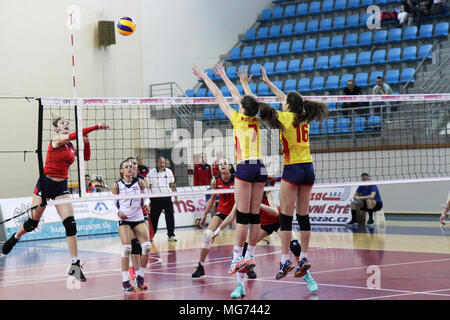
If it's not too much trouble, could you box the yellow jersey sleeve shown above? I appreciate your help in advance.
[232,111,262,163]
[277,111,313,165]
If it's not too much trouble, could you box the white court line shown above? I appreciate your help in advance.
[358,288,450,300]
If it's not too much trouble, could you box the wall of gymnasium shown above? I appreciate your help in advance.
[0,0,144,198]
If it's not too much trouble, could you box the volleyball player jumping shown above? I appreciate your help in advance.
[1,113,109,281]
[192,159,235,278]
[112,159,151,292]
[193,63,284,277]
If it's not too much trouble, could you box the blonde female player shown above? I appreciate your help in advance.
[1,113,109,281]
[112,159,151,292]
[193,63,285,276]
[257,66,328,282]
[191,159,235,278]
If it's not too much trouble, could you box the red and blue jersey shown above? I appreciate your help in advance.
[44,142,75,179]
[216,174,235,215]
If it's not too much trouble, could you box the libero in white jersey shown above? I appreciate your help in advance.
[116,177,145,222]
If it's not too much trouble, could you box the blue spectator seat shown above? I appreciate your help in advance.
[418,24,433,39]
[331,35,344,48]
[285,79,297,91]
[281,23,294,36]
[242,46,253,59]
[372,49,386,64]
[344,53,357,67]
[307,20,319,33]
[220,86,231,97]
[320,19,333,31]
[291,40,303,53]
[273,80,284,91]
[334,16,346,30]
[226,66,237,79]
[348,0,360,8]
[185,89,195,97]
[329,55,342,68]
[355,72,369,87]
[359,32,372,46]
[298,78,311,92]
[324,119,335,134]
[316,55,329,69]
[304,38,317,51]
[263,61,275,75]
[217,107,227,120]
[358,51,371,65]
[401,67,415,83]
[345,33,358,47]
[254,44,266,57]
[327,102,337,110]
[302,57,315,70]
[229,47,241,60]
[275,60,288,74]
[257,27,269,39]
[202,107,214,121]
[367,115,381,131]
[269,25,281,38]
[322,0,335,12]
[361,0,374,6]
[353,116,366,132]
[195,88,206,97]
[249,83,257,93]
[327,75,340,89]
[312,76,325,90]
[279,41,291,55]
[386,69,400,84]
[296,3,308,15]
[403,46,417,61]
[309,1,321,14]
[369,71,383,85]
[273,7,284,19]
[404,26,417,40]
[250,63,262,77]
[360,13,372,26]
[266,43,278,56]
[257,83,270,96]
[387,47,401,62]
[435,22,449,38]
[284,5,296,17]
[318,37,330,50]
[288,59,301,73]
[347,14,360,27]
[235,84,244,95]
[294,22,306,34]
[340,74,354,88]
[335,0,348,10]
[207,89,214,97]
[260,9,272,21]
[388,28,402,42]
[374,30,387,44]
[336,118,351,133]
[245,29,256,41]
[376,0,387,3]
[309,120,321,135]
[418,44,432,59]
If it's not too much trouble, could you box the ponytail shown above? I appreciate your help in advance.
[259,103,285,131]
[287,92,328,126]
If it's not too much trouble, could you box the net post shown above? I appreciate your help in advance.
[75,98,86,198]
[36,98,47,206]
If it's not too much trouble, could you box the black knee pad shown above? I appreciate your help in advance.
[63,216,77,237]
[236,210,250,225]
[131,238,142,255]
[279,213,293,231]
[249,213,260,224]
[23,218,39,232]
[290,239,302,257]
[297,214,311,231]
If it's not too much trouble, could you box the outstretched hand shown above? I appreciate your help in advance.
[193,65,207,80]
[260,65,270,85]
[98,122,110,130]
[212,62,226,79]
[237,65,253,85]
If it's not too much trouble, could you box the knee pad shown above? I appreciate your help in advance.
[201,229,214,250]
[297,214,311,231]
[140,241,151,255]
[249,213,260,224]
[280,213,293,231]
[63,216,77,237]
[122,244,132,258]
[131,238,142,255]
[236,210,250,225]
[23,218,39,232]
[290,239,302,257]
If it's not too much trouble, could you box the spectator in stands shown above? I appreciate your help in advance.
[347,173,383,227]
[398,3,411,25]
[85,174,96,193]
[371,77,393,120]
[407,0,432,26]
[440,190,450,226]
[194,153,212,186]
[342,80,366,116]
[148,156,179,242]
[137,156,149,177]
[431,0,446,15]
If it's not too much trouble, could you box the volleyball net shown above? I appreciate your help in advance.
[35,94,450,207]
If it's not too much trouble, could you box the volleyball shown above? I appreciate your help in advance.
[116,16,136,36]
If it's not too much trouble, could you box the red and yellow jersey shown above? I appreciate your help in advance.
[277,111,313,165]
[231,110,261,164]
[260,196,280,226]
[44,142,75,179]
[215,174,235,215]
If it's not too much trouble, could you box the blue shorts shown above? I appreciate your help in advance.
[282,162,315,186]
[236,160,268,183]
[34,176,70,200]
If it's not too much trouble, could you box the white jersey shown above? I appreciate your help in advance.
[116,177,144,222]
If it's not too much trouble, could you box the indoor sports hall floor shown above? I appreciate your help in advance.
[0,215,449,300]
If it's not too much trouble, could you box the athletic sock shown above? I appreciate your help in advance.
[237,272,245,285]
[122,271,129,282]
[137,268,145,278]
[233,246,243,260]
[246,245,256,258]
[281,254,290,264]
[299,252,308,260]
[71,256,79,264]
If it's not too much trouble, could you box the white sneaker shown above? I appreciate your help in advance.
[168,236,177,242]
